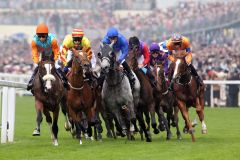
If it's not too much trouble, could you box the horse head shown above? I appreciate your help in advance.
[172,55,190,84]
[38,60,56,92]
[99,42,115,74]
[72,47,91,78]
[128,41,139,70]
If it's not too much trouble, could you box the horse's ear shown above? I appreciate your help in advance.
[100,42,103,48]
[109,41,114,48]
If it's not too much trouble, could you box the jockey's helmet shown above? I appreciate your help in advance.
[107,27,118,38]
[72,28,84,37]
[150,43,160,53]
[171,33,182,45]
[36,23,48,34]
[129,36,140,51]
[72,28,84,43]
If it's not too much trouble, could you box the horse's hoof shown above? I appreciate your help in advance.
[52,140,58,146]
[183,127,188,134]
[177,135,182,140]
[158,124,166,131]
[189,129,195,134]
[32,129,40,136]
[146,138,152,142]
[202,129,207,134]
[79,140,83,145]
[192,121,198,128]
[171,122,176,127]
[166,133,172,140]
[106,132,113,138]
[153,129,160,134]
[64,122,71,131]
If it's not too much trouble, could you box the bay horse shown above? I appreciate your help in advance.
[169,55,207,142]
[32,55,65,146]
[127,48,159,142]
[63,47,102,144]
[99,42,140,140]
[154,64,182,140]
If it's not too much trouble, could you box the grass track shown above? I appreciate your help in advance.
[0,96,240,160]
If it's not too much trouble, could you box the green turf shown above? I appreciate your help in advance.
[0,96,240,160]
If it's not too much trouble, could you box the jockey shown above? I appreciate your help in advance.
[100,27,135,86]
[26,23,69,91]
[149,42,169,77]
[60,28,94,85]
[128,36,157,87]
[60,28,93,74]
[166,33,203,90]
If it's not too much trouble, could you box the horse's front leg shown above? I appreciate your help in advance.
[177,100,195,142]
[42,107,58,146]
[33,99,43,136]
[158,106,172,140]
[149,103,159,134]
[60,98,71,131]
[196,97,207,134]
[173,106,182,140]
[52,106,60,146]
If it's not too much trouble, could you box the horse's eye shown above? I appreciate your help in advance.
[97,52,102,58]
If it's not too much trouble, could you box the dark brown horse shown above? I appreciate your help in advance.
[154,64,182,140]
[32,58,65,146]
[169,55,207,142]
[63,47,101,144]
[128,49,159,142]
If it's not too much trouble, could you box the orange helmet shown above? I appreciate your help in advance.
[36,23,49,34]
[72,28,84,37]
[171,33,182,43]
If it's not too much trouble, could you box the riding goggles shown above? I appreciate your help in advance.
[37,34,48,38]
[73,37,83,42]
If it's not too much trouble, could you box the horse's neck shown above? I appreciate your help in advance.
[131,56,139,71]
[107,68,122,81]
[70,66,84,86]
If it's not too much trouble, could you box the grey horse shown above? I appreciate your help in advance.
[99,42,140,139]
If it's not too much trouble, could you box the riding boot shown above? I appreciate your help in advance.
[63,59,73,75]
[27,66,39,91]
[56,68,70,90]
[122,61,135,87]
[188,64,203,86]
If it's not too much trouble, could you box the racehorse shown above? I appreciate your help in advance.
[99,42,140,140]
[63,47,102,144]
[32,55,65,146]
[154,64,182,140]
[169,55,207,142]
[128,48,159,142]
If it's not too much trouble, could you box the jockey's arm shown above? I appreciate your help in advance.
[60,36,72,66]
[51,39,59,61]
[185,49,192,65]
[82,37,92,61]
[167,50,175,62]
[31,41,39,64]
[118,40,128,64]
[166,40,175,62]
[142,43,150,65]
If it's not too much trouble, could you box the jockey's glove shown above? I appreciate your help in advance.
[63,66,69,73]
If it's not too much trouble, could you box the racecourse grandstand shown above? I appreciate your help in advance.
[0,0,239,106]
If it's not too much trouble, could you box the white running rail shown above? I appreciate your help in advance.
[0,80,27,143]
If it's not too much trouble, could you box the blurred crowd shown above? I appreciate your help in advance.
[0,0,240,39]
